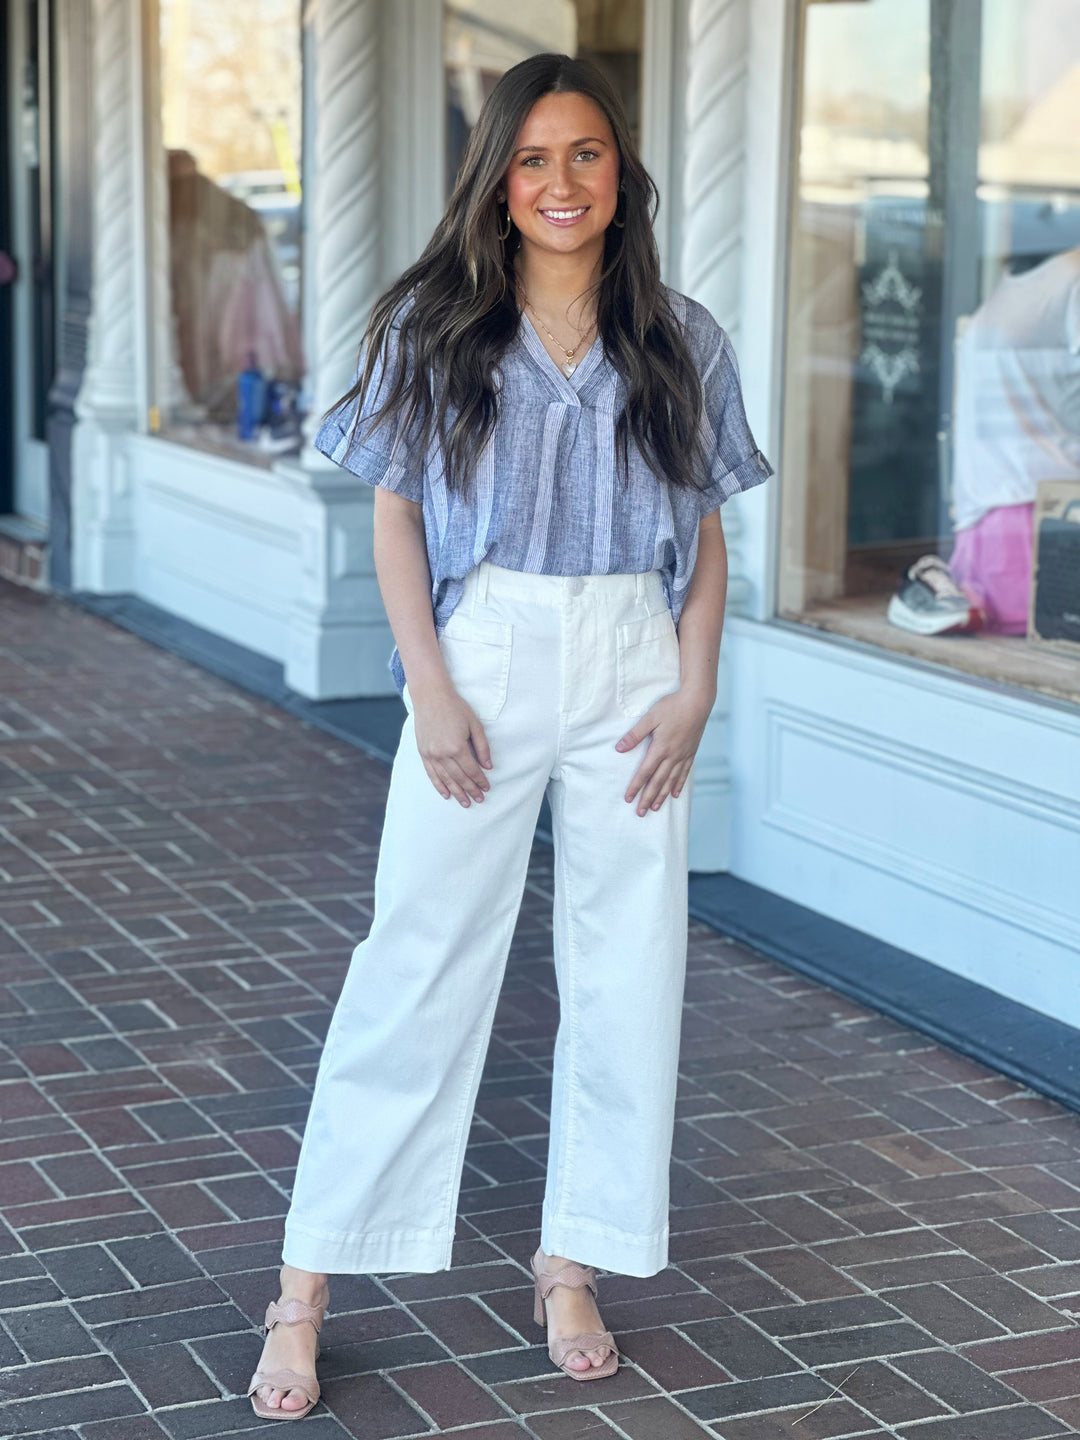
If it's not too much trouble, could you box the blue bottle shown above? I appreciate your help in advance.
[237,353,267,440]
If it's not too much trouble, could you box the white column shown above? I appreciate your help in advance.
[71,0,146,592]
[680,0,753,871]
[144,0,196,423]
[302,0,383,459]
[279,0,390,699]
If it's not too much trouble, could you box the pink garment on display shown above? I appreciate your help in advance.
[948,502,1035,635]
[212,244,302,378]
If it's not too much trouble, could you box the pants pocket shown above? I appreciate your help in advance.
[616,608,681,720]
[438,610,514,722]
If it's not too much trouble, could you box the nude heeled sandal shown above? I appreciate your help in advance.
[529,1248,619,1381]
[247,1293,328,1420]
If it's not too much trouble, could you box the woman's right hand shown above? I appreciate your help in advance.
[411,684,493,806]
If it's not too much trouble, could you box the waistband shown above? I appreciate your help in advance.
[462,560,668,614]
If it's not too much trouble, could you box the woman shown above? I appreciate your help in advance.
[247,52,771,1420]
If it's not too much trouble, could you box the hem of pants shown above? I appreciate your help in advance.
[540,1208,669,1277]
[281,1220,454,1275]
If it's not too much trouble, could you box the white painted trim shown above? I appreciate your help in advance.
[130,0,151,434]
[641,0,677,279]
[383,0,446,276]
[762,703,1080,952]
[731,615,1080,736]
[300,8,318,419]
[737,0,798,623]
[132,453,299,546]
[727,616,1080,1026]
[127,433,303,657]
[128,433,300,508]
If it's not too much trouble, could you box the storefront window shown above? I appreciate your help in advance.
[781,0,1080,705]
[157,1,305,460]
[444,1,642,199]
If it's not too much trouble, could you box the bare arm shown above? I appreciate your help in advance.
[616,508,727,815]
[371,487,446,701]
[674,508,727,705]
[372,487,493,807]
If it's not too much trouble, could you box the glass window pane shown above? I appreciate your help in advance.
[444,1,643,200]
[159,1,305,458]
[781,0,1080,704]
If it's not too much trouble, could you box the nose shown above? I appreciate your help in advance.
[545,159,577,198]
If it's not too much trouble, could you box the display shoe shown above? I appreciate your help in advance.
[530,1248,619,1381]
[887,554,983,635]
[247,1292,328,1420]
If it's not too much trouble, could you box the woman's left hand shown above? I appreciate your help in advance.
[616,685,715,816]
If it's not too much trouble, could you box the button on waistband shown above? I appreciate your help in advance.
[567,577,585,597]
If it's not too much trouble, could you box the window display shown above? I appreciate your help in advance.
[444,1,642,198]
[781,0,1080,704]
[158,1,305,458]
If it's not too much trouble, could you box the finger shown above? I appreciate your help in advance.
[446,754,489,803]
[433,761,474,807]
[470,720,494,771]
[671,759,694,799]
[422,759,452,800]
[615,723,645,753]
[459,742,491,793]
[442,752,491,802]
[639,758,678,815]
[625,752,662,804]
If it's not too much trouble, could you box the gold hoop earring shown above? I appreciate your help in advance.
[497,203,512,241]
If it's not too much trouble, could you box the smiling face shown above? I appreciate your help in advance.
[498,91,620,263]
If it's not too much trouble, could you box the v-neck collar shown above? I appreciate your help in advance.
[516,309,605,403]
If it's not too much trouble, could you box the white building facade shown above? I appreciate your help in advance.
[5,0,1078,1037]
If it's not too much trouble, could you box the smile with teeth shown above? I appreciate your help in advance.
[541,206,589,220]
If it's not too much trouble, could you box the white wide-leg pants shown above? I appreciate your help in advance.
[281,560,693,1278]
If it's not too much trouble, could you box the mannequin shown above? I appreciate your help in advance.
[889,245,1080,636]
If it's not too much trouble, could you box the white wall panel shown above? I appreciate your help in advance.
[128,435,301,660]
[728,618,1080,1026]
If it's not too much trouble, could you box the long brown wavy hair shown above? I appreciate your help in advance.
[325,52,711,499]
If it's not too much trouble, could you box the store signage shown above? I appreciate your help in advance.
[859,248,923,404]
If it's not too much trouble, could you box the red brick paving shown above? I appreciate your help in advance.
[2,578,1080,1438]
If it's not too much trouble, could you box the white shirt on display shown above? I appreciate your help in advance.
[950,245,1080,531]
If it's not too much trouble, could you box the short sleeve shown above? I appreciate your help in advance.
[312,313,425,503]
[694,325,773,518]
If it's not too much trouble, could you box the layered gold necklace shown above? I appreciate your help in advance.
[520,293,597,376]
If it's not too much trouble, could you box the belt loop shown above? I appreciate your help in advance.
[635,572,645,604]
[475,559,490,610]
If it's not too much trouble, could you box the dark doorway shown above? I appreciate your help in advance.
[0,10,14,514]
[48,0,92,591]
[1,1,56,527]
[25,0,55,457]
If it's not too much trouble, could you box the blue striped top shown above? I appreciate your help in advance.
[314,284,772,695]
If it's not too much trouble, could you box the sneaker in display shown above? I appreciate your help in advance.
[886,555,982,636]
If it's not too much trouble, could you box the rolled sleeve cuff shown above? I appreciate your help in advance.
[698,447,773,517]
[313,415,424,503]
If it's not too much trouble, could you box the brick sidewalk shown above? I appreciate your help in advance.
[2,578,1080,1440]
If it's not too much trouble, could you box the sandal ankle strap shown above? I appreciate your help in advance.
[532,1254,599,1300]
[263,1296,327,1334]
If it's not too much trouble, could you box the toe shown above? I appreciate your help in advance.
[281,1387,308,1412]
[259,1385,281,1408]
